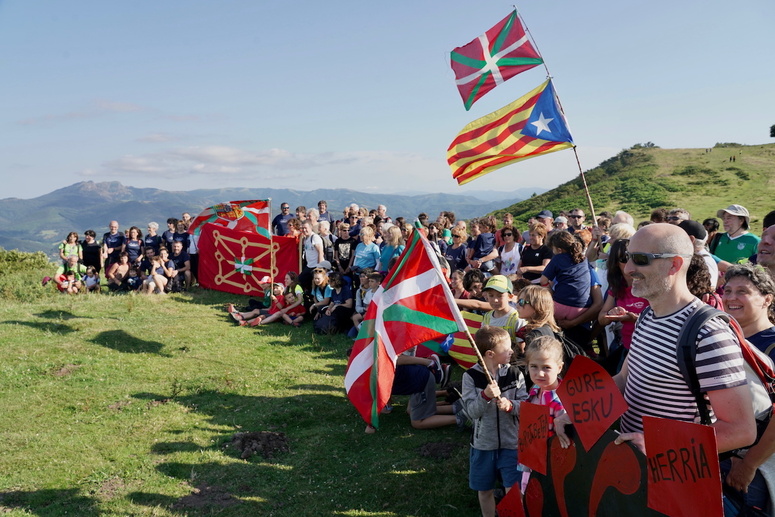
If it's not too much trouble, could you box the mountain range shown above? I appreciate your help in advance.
[0,183,541,257]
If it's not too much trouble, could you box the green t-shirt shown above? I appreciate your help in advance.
[713,232,760,264]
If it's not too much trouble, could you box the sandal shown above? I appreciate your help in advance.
[231,312,244,323]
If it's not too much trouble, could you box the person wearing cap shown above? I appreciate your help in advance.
[678,220,719,290]
[481,275,526,354]
[552,216,568,233]
[536,210,554,232]
[711,204,760,273]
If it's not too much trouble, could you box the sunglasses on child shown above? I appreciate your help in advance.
[517,299,530,307]
[624,251,690,266]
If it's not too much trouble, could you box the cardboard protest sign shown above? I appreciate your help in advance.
[643,416,722,517]
[524,431,666,516]
[496,484,526,517]
[557,356,627,451]
[518,402,550,474]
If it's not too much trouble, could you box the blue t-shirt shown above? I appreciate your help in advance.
[444,244,468,272]
[172,232,190,251]
[312,284,333,302]
[542,253,591,308]
[379,244,405,272]
[748,327,775,362]
[272,213,293,236]
[331,284,353,305]
[143,234,163,253]
[171,251,190,270]
[103,232,126,260]
[471,232,495,260]
[125,239,144,263]
[353,242,380,270]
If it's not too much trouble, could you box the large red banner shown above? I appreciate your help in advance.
[197,223,300,296]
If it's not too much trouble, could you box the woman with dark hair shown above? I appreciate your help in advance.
[517,223,552,283]
[720,263,775,513]
[497,226,521,278]
[314,271,354,334]
[686,254,723,308]
[703,218,720,250]
[81,230,102,273]
[539,231,590,321]
[598,239,648,356]
[106,252,131,291]
[122,226,144,266]
[58,232,82,264]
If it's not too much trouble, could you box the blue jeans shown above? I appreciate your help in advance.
[720,458,769,516]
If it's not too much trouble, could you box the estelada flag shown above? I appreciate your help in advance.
[451,10,543,111]
[419,311,482,370]
[344,230,467,428]
[197,223,299,296]
[187,200,271,239]
[448,79,573,185]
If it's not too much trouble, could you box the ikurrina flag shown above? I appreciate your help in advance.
[451,10,543,111]
[187,200,271,239]
[344,229,467,428]
[448,79,573,185]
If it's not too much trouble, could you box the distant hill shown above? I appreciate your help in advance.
[0,183,519,257]
[495,143,775,232]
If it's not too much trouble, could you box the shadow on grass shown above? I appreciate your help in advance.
[127,388,473,516]
[90,329,171,356]
[35,309,86,320]
[0,488,99,516]
[1,320,76,335]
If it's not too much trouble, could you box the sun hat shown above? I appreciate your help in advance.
[716,204,750,226]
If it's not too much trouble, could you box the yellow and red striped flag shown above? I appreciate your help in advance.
[447,79,574,185]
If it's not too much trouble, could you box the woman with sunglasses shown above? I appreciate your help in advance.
[720,263,775,514]
[497,226,522,278]
[598,239,649,370]
[444,228,469,272]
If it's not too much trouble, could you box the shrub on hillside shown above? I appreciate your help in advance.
[0,248,56,302]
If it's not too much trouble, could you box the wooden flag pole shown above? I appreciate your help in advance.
[517,7,598,224]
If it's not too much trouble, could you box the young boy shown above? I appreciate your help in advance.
[481,275,526,354]
[462,326,528,517]
[280,291,306,327]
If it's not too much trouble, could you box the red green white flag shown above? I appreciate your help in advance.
[344,229,467,428]
[451,10,543,111]
[187,200,272,239]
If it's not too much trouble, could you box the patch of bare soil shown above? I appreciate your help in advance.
[417,441,464,459]
[49,364,82,377]
[173,484,238,510]
[107,400,132,411]
[229,431,290,460]
[95,477,126,500]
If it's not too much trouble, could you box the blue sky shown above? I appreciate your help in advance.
[1,0,773,200]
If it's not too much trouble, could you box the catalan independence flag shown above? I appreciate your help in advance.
[447,79,574,185]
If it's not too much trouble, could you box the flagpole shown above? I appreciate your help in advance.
[516,7,598,224]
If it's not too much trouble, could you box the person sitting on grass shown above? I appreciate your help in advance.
[124,267,142,292]
[308,268,332,321]
[350,271,382,338]
[314,271,354,334]
[231,282,285,326]
[352,268,374,322]
[106,252,131,292]
[83,266,101,293]
[250,290,306,327]
[462,326,528,517]
[53,255,87,293]
[142,248,175,295]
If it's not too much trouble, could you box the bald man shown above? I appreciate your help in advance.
[613,224,754,455]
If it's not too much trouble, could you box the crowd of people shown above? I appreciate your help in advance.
[45,213,197,295]
[44,197,775,515]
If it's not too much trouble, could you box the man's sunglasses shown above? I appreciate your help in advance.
[624,252,689,266]
[568,215,583,219]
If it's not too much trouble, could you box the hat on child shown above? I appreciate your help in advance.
[483,275,513,294]
[259,275,272,284]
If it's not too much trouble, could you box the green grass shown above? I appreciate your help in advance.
[497,142,775,233]
[0,261,475,516]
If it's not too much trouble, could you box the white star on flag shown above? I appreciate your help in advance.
[531,112,554,136]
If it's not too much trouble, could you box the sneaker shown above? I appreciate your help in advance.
[428,354,442,384]
[453,399,472,429]
[440,363,451,389]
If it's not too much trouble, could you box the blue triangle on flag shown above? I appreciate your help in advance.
[522,80,573,143]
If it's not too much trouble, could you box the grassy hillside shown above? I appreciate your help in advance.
[496,143,775,232]
[0,254,475,516]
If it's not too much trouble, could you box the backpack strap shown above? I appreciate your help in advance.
[675,304,727,425]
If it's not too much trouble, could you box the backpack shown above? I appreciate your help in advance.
[524,325,587,376]
[641,304,775,450]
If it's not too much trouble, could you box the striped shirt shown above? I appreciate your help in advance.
[621,299,746,433]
